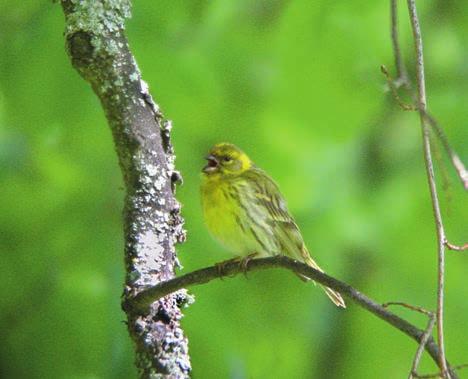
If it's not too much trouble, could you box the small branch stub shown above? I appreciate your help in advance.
[444,241,468,252]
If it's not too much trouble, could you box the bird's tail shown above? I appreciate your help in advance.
[297,251,346,308]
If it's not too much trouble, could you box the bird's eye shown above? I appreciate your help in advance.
[223,156,232,163]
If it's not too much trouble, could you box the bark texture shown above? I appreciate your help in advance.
[60,1,191,377]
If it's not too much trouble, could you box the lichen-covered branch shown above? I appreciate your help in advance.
[60,1,191,377]
[126,256,457,377]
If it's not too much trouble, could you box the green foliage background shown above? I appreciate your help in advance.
[0,1,466,378]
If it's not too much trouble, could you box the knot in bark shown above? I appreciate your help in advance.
[66,31,96,73]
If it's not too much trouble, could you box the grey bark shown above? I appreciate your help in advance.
[60,1,191,377]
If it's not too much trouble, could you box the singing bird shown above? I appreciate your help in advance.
[200,143,345,308]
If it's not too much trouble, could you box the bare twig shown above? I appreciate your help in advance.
[383,302,436,379]
[422,112,468,190]
[387,0,468,191]
[382,83,468,190]
[405,1,449,377]
[410,316,436,379]
[444,241,468,252]
[125,256,457,378]
[382,302,432,316]
[382,74,468,191]
[414,364,468,379]
[390,0,410,87]
[381,64,417,111]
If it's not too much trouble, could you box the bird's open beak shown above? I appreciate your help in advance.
[203,155,219,173]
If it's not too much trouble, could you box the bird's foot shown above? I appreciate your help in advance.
[215,257,241,278]
[239,252,259,277]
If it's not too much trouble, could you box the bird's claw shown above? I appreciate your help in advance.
[239,252,259,277]
[215,257,241,278]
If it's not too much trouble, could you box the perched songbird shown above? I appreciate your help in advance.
[200,143,346,308]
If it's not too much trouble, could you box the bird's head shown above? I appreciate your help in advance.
[202,143,252,176]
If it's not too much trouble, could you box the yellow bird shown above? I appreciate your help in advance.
[200,143,345,308]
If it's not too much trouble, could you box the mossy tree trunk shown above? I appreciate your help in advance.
[60,1,191,377]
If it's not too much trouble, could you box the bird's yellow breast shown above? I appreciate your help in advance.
[201,175,250,255]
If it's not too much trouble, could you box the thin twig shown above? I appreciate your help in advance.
[382,82,468,190]
[387,0,468,191]
[410,316,436,379]
[383,302,436,379]
[124,256,457,378]
[383,302,432,316]
[422,112,468,190]
[390,0,410,87]
[444,241,468,252]
[382,70,468,191]
[414,364,468,379]
[405,1,449,377]
[381,64,417,111]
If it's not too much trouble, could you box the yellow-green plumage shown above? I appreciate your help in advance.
[201,143,345,308]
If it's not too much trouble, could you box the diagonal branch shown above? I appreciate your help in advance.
[125,256,457,378]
